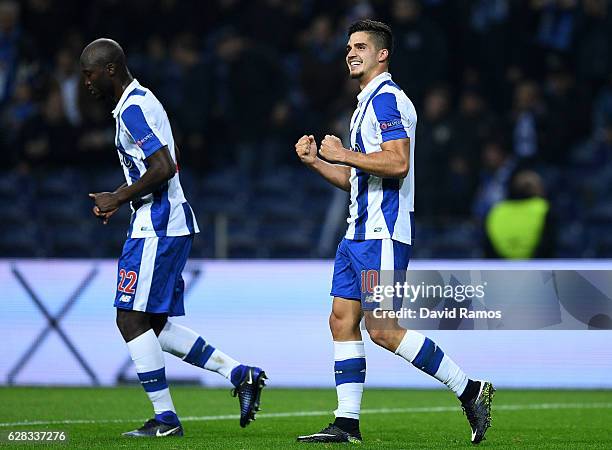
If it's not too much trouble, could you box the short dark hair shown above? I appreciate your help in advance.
[348,19,393,57]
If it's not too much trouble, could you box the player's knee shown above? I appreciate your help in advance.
[329,311,359,339]
[115,310,151,342]
[329,311,342,336]
[115,310,128,332]
[366,328,397,351]
[150,314,168,336]
[364,313,405,351]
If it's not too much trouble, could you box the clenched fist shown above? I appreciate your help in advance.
[295,135,318,166]
[319,135,348,164]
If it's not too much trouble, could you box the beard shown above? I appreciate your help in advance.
[349,67,365,79]
[90,89,105,100]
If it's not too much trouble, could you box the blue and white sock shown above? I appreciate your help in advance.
[158,321,241,383]
[333,341,366,420]
[395,330,469,397]
[126,329,179,425]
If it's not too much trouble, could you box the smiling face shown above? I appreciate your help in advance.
[346,31,388,83]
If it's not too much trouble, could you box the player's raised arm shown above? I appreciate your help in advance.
[319,134,409,179]
[295,134,351,192]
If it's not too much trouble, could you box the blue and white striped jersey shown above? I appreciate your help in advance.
[345,72,416,245]
[112,79,199,238]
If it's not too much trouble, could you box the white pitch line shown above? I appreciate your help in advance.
[1,402,611,428]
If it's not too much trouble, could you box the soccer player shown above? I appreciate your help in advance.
[81,38,266,438]
[294,20,494,444]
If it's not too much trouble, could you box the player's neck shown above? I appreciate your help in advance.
[359,67,388,91]
[114,75,135,102]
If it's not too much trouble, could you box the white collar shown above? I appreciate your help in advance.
[111,79,141,118]
[356,72,392,104]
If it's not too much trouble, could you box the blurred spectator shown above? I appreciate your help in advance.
[510,80,547,161]
[469,0,510,35]
[472,139,516,221]
[533,0,578,54]
[329,78,361,146]
[130,35,170,98]
[21,0,80,63]
[461,0,511,102]
[571,112,612,169]
[484,170,556,258]
[453,87,498,169]
[1,0,612,257]
[165,33,212,169]
[75,84,114,166]
[389,0,448,105]
[436,87,501,217]
[16,89,75,169]
[576,0,612,84]
[415,85,454,216]
[54,47,81,126]
[298,14,345,138]
[542,56,590,164]
[592,73,612,131]
[240,0,299,52]
[2,80,36,139]
[0,0,20,104]
[212,29,287,173]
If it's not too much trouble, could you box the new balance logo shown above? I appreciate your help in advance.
[119,294,132,303]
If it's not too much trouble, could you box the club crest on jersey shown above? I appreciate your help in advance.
[120,153,134,169]
[136,132,155,148]
[379,119,402,130]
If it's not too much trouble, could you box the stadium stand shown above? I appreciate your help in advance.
[1,0,612,258]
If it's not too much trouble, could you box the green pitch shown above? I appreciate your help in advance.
[1,387,611,449]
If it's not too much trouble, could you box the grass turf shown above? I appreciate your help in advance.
[0,387,611,449]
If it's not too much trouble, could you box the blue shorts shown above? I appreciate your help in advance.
[330,238,412,307]
[114,235,193,316]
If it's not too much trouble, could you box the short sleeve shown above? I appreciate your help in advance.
[121,104,166,157]
[372,92,409,142]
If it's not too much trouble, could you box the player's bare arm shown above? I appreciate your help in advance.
[89,146,176,214]
[320,134,410,179]
[295,135,351,191]
[91,182,126,224]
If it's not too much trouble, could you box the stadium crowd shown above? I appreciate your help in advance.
[1,0,612,258]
